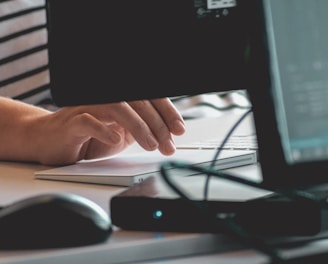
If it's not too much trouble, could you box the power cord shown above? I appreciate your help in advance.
[205,108,253,199]
[159,108,323,263]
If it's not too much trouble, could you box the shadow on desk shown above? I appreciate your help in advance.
[0,231,246,264]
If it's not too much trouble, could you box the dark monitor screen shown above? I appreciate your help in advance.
[46,0,253,106]
[246,0,328,188]
[262,0,328,165]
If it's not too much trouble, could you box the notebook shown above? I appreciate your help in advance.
[35,149,257,187]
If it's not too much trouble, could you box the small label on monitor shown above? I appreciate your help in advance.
[207,0,237,9]
[194,0,237,19]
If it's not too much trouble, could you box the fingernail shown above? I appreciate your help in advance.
[173,120,185,135]
[164,139,176,155]
[147,134,159,149]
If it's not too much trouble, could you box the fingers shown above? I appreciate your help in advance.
[65,98,185,156]
[104,101,161,152]
[150,98,185,136]
[81,126,134,160]
[68,113,123,146]
[128,99,185,155]
[128,100,174,155]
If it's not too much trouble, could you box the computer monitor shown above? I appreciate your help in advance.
[247,0,328,188]
[46,0,253,106]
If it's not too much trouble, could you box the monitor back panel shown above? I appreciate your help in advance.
[46,0,252,106]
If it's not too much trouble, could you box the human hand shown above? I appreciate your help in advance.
[31,98,185,165]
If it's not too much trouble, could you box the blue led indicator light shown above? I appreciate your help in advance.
[153,210,163,219]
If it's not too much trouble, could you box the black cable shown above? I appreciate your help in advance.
[170,92,252,120]
[160,161,284,263]
[160,160,326,263]
[202,107,320,204]
[204,108,253,199]
[159,107,324,263]
[193,101,251,111]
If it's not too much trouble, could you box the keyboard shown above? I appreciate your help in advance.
[176,134,258,151]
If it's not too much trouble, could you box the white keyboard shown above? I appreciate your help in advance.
[176,134,258,151]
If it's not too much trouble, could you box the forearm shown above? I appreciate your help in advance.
[0,97,51,162]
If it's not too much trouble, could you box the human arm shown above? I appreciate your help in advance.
[0,97,185,165]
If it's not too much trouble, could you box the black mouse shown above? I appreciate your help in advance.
[0,193,112,249]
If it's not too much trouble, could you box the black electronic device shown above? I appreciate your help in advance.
[0,193,112,249]
[111,196,322,236]
[110,176,323,236]
[46,0,252,106]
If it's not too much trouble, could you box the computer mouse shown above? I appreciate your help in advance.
[0,193,112,249]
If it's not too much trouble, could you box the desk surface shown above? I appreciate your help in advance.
[0,152,270,264]
[4,160,328,264]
